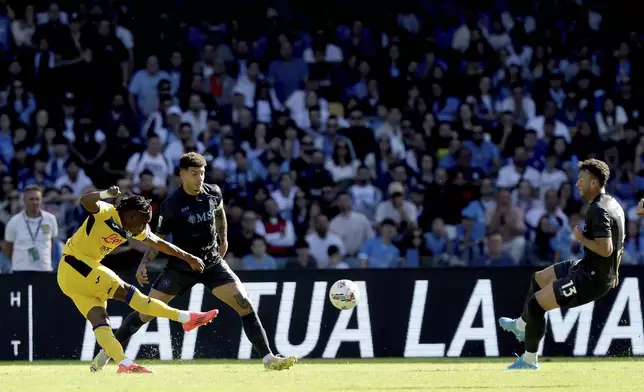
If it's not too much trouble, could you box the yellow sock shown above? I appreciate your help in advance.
[126,287,182,322]
[94,325,127,363]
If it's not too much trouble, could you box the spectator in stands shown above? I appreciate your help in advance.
[471,233,516,267]
[3,185,59,272]
[306,213,345,268]
[125,135,172,187]
[285,239,317,269]
[485,188,526,264]
[325,139,360,184]
[496,146,541,189]
[54,159,93,196]
[540,154,568,198]
[270,173,298,221]
[0,0,639,273]
[623,220,644,264]
[228,210,261,262]
[129,55,170,118]
[527,190,568,265]
[241,237,277,270]
[256,198,295,258]
[376,182,418,230]
[453,209,486,265]
[328,245,350,269]
[330,192,374,257]
[269,41,308,103]
[359,219,401,268]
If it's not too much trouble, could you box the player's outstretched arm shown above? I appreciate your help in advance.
[143,232,205,272]
[80,186,121,213]
[135,236,166,285]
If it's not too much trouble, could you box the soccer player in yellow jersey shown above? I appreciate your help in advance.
[57,186,219,374]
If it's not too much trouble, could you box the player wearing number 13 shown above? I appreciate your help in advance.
[57,186,219,374]
[499,159,625,370]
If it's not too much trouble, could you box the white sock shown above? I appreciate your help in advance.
[178,311,191,323]
[523,351,538,365]
[515,317,526,331]
[119,359,133,367]
[263,353,276,362]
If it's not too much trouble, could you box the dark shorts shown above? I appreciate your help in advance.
[151,261,238,296]
[552,259,612,309]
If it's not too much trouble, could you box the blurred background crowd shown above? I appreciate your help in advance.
[0,0,642,274]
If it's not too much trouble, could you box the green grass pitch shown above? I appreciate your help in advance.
[2,358,644,391]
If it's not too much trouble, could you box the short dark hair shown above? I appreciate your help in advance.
[117,195,152,215]
[579,158,610,187]
[179,152,207,170]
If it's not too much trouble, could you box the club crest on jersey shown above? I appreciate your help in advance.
[209,198,216,211]
[42,224,50,234]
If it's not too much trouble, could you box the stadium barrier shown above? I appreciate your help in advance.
[1,267,642,361]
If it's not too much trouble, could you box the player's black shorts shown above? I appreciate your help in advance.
[151,261,238,296]
[552,259,613,309]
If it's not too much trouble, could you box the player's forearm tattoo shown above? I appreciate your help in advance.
[141,247,159,264]
[234,293,250,310]
[214,208,228,242]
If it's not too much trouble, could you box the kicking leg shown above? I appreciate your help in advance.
[86,306,153,374]
[91,289,174,372]
[211,280,296,370]
[112,283,218,331]
[499,265,557,341]
[507,283,559,370]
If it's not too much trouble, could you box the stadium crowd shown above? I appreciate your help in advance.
[0,0,642,273]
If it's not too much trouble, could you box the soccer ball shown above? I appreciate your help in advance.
[329,279,360,310]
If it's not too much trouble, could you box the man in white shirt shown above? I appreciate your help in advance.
[4,185,59,272]
[496,147,541,189]
[165,123,205,166]
[306,214,346,268]
[125,134,173,187]
[350,166,383,221]
[500,84,536,125]
[525,101,571,142]
[181,94,208,135]
[54,159,94,195]
[330,192,375,257]
[375,182,418,229]
[302,37,344,64]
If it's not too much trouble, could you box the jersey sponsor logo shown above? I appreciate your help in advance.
[188,211,214,225]
[102,233,124,246]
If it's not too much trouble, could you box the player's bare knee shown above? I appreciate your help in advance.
[113,282,134,302]
[535,285,559,311]
[535,267,555,288]
[87,306,109,327]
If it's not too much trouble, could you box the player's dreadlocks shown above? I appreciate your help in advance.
[117,195,152,215]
